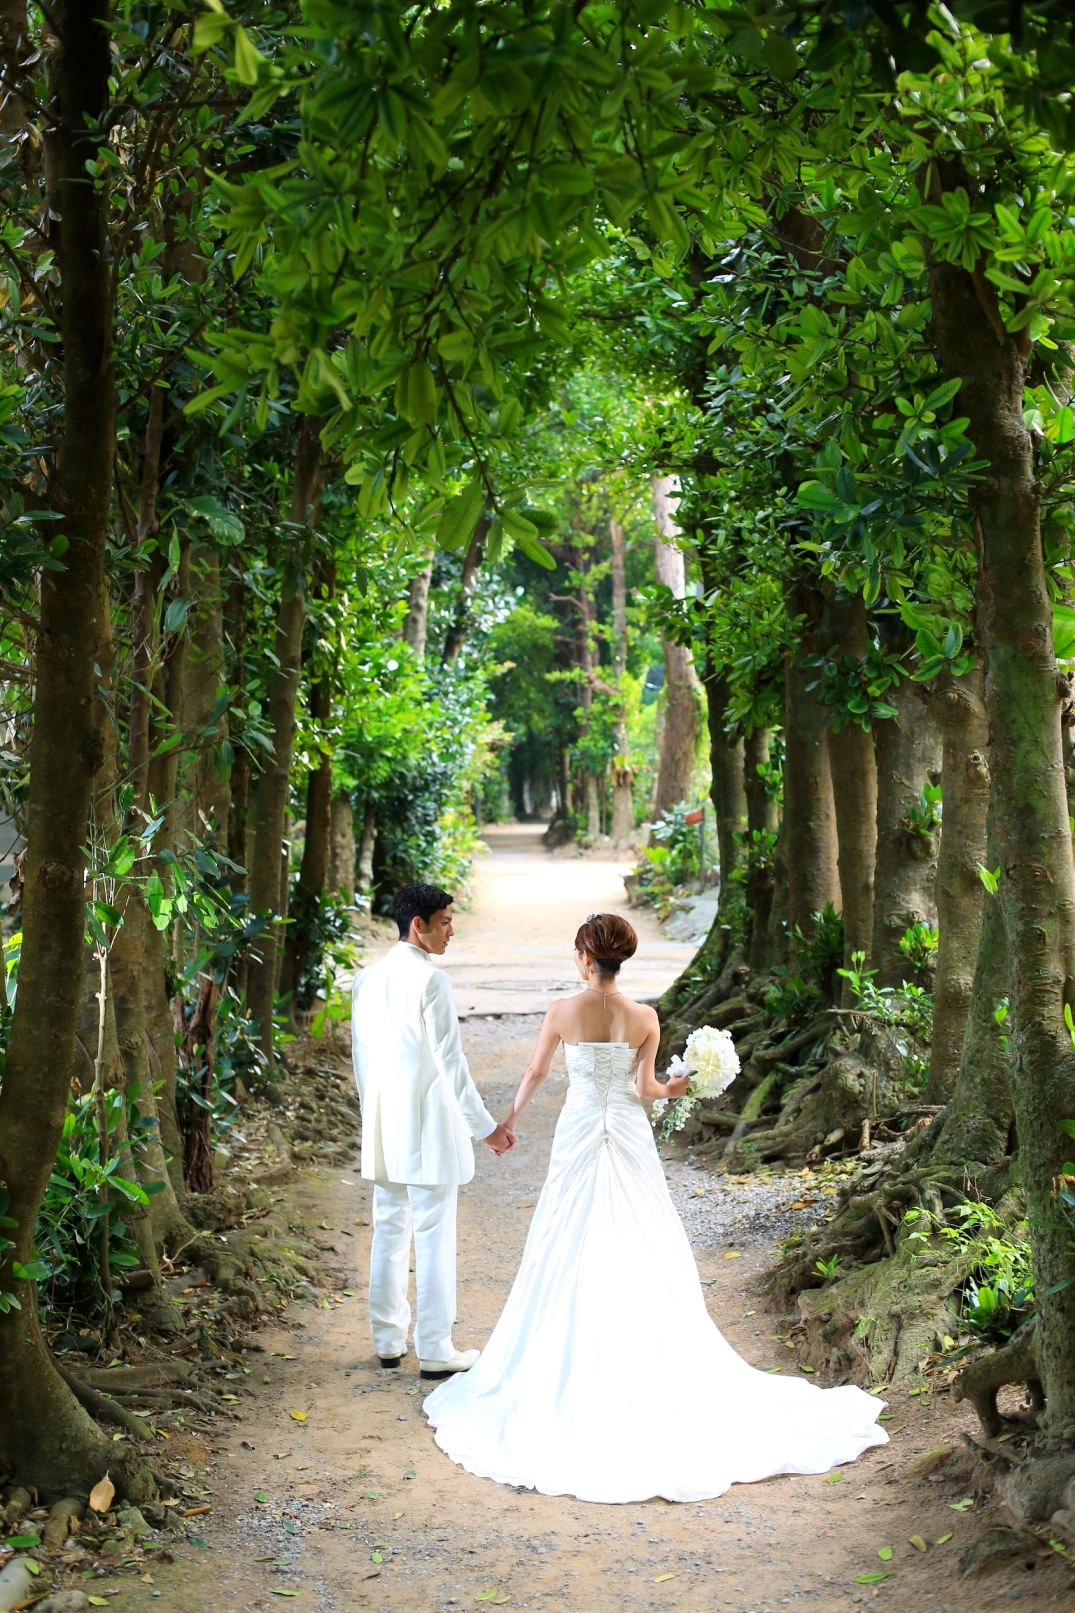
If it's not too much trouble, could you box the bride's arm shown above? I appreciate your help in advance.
[634,1014,689,1101]
[502,1008,563,1131]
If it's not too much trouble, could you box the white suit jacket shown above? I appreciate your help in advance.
[351,942,496,1186]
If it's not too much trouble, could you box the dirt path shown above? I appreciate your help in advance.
[105,837,1072,1613]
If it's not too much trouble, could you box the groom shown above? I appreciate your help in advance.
[351,883,515,1379]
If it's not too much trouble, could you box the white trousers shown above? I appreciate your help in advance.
[368,1182,457,1363]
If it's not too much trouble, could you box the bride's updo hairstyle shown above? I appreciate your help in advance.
[575,913,637,976]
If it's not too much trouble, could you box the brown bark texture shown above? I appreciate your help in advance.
[0,0,152,1500]
[783,607,841,939]
[870,635,941,988]
[651,477,698,815]
[927,811,1013,1173]
[744,727,780,974]
[609,517,634,845]
[402,553,433,659]
[356,803,376,897]
[821,594,877,991]
[441,513,488,665]
[328,793,356,902]
[926,665,990,1103]
[244,420,322,1062]
[929,236,1075,1433]
[279,668,333,1008]
[178,544,229,844]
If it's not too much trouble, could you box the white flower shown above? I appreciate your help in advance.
[682,1024,740,1098]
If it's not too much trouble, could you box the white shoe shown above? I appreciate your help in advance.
[419,1348,479,1380]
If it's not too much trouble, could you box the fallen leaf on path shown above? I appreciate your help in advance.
[722,1252,741,1259]
[475,1592,499,1602]
[289,1411,307,1422]
[404,1469,417,1480]
[89,1475,115,1513]
[855,1572,890,1584]
[141,1574,154,1584]
[824,1473,842,1484]
[798,1364,817,1374]
[1050,1539,1075,1562]
[4,1534,39,1548]
[282,1521,299,1535]
[88,1599,109,1607]
[181,1505,212,1517]
[363,1490,379,1500]
[743,1310,756,1317]
[935,1533,953,1545]
[364,1570,381,1580]
[908,1536,927,1552]
[393,1512,404,1520]
[948,1499,974,1511]
[653,1573,676,1583]
[371,1552,382,1564]
[274,1452,291,1460]
[270,1591,302,1597]
[996,1431,1017,1442]
[877,1547,892,1560]
[255,1492,269,1504]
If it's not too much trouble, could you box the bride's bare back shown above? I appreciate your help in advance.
[501,914,688,1133]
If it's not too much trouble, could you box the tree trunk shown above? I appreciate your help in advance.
[402,552,433,659]
[822,594,877,996]
[870,628,941,988]
[784,623,841,939]
[329,794,356,902]
[178,544,230,845]
[927,811,1012,1171]
[744,727,780,974]
[279,668,333,1011]
[929,239,1075,1434]
[583,772,601,842]
[127,386,165,816]
[356,804,376,898]
[244,419,322,1064]
[0,0,151,1501]
[441,513,488,665]
[145,546,190,1193]
[609,517,634,845]
[926,664,990,1103]
[652,476,698,815]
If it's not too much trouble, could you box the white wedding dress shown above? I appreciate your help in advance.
[424,1042,888,1504]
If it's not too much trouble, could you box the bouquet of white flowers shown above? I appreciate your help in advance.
[651,1024,740,1143]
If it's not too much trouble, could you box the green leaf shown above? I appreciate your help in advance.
[233,26,263,85]
[435,478,484,553]
[193,8,233,53]
[763,30,800,81]
[186,495,244,544]
[796,480,844,512]
[877,1546,893,1560]
[976,863,1000,895]
[5,1534,41,1548]
[403,363,438,426]
[855,1572,890,1583]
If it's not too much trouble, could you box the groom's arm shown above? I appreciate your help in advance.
[422,968,497,1140]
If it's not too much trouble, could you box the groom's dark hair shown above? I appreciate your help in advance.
[394,882,454,939]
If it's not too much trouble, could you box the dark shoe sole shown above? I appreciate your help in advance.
[379,1356,403,1369]
[419,1368,456,1380]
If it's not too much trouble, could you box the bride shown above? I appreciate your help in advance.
[424,913,887,1504]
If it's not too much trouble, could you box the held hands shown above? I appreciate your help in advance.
[664,1074,690,1100]
[485,1121,517,1156]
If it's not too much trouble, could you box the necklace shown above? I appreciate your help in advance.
[586,985,621,1018]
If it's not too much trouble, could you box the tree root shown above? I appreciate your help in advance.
[792,1234,974,1384]
[952,1316,1045,1439]
[53,1362,155,1441]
